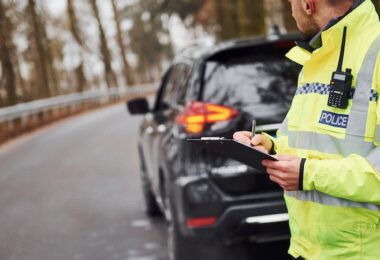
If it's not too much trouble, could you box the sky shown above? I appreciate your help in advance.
[45,1,66,16]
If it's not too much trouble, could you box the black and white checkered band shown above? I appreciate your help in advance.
[296,83,330,95]
[370,89,379,101]
[295,83,378,101]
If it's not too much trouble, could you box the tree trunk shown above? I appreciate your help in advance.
[0,0,17,106]
[41,23,60,96]
[237,0,265,36]
[73,63,86,93]
[373,0,380,15]
[111,0,134,87]
[68,0,83,45]
[67,0,87,92]
[13,49,30,102]
[89,0,118,89]
[219,1,239,40]
[281,0,298,32]
[27,0,50,98]
[213,0,266,39]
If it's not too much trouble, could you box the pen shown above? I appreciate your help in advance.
[251,119,256,141]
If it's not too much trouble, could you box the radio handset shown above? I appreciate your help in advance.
[328,26,353,109]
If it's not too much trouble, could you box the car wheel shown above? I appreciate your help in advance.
[167,219,191,260]
[140,169,161,217]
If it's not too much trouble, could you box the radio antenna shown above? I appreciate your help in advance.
[337,26,347,72]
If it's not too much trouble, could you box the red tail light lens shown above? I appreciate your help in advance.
[186,217,217,228]
[176,102,239,134]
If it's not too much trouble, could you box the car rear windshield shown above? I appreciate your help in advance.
[202,51,300,125]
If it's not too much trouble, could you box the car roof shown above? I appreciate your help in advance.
[173,33,302,64]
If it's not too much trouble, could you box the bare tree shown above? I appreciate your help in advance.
[280,0,298,32]
[40,13,60,96]
[67,0,87,92]
[0,0,17,106]
[373,0,380,14]
[237,0,266,36]
[211,0,266,39]
[27,0,51,98]
[89,0,118,88]
[214,1,239,40]
[111,0,134,87]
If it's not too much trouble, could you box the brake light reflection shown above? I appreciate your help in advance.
[176,102,239,134]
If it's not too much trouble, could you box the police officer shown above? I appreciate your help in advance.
[234,0,380,259]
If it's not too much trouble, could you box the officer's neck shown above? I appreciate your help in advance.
[314,0,354,30]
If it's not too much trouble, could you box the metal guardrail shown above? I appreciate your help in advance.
[0,83,157,124]
[0,83,158,143]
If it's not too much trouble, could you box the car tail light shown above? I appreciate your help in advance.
[176,102,239,134]
[186,216,217,228]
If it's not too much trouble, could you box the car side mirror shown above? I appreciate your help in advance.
[127,98,150,115]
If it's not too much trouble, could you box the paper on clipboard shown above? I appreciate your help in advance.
[188,138,277,172]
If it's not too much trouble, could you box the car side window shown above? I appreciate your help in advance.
[157,63,191,110]
[153,67,172,111]
[175,64,191,106]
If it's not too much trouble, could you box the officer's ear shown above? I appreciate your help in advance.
[303,0,316,15]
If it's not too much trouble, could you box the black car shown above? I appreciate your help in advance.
[127,34,301,260]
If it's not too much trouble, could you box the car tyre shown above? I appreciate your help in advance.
[140,165,161,216]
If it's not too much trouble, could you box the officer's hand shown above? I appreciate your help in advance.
[233,131,273,153]
[262,155,302,191]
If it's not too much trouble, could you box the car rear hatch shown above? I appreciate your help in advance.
[195,38,300,197]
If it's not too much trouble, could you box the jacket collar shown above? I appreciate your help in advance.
[308,0,364,50]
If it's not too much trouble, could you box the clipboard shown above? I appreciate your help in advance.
[188,138,277,172]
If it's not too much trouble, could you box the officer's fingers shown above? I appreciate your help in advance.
[267,169,296,190]
[266,167,286,180]
[252,134,272,151]
[275,156,302,174]
[268,173,286,189]
[251,134,264,146]
[263,160,288,172]
[233,131,252,139]
[275,154,298,161]
[233,131,252,145]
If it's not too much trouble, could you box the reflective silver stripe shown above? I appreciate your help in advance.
[287,130,374,156]
[279,118,375,157]
[346,36,380,136]
[366,148,380,171]
[278,118,289,136]
[376,125,380,143]
[285,190,380,211]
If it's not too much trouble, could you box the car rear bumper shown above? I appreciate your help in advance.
[215,201,289,244]
[171,176,289,244]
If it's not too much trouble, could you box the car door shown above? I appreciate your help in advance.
[139,68,172,196]
[141,63,191,200]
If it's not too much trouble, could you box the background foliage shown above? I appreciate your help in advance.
[0,0,378,107]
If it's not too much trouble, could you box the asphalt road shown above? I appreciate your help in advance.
[0,104,168,260]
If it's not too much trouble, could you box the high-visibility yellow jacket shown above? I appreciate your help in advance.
[272,0,380,259]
